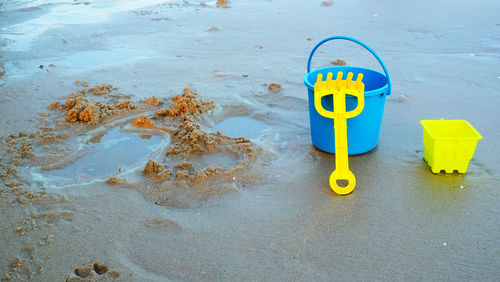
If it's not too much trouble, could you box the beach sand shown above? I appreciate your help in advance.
[1,0,500,280]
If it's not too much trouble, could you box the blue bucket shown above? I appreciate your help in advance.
[304,36,392,155]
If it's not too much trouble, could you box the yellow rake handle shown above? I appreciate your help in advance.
[314,72,365,195]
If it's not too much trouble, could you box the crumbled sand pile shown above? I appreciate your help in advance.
[143,159,173,180]
[330,59,347,66]
[135,88,262,207]
[131,115,158,128]
[143,96,160,107]
[45,83,146,124]
[62,86,137,123]
[153,88,214,118]
[268,83,282,92]
[1,84,262,211]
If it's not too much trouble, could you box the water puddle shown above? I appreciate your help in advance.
[0,48,156,79]
[213,117,268,139]
[0,0,169,51]
[63,49,157,70]
[37,127,163,181]
[1,4,109,52]
[169,152,240,170]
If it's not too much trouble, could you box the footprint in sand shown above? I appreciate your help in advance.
[66,262,119,281]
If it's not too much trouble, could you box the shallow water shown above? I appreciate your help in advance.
[0,0,65,12]
[212,116,268,139]
[64,49,158,70]
[46,127,163,178]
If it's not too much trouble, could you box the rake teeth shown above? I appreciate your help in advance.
[335,72,343,81]
[315,71,365,93]
[356,73,363,82]
[325,72,332,82]
[317,73,323,82]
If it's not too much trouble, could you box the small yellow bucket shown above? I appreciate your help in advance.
[420,119,482,173]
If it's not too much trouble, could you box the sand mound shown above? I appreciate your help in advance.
[134,88,262,207]
[131,115,157,128]
[153,88,214,118]
[46,84,139,124]
[2,85,264,210]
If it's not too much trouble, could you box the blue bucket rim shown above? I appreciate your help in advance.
[305,36,392,96]
[304,66,389,97]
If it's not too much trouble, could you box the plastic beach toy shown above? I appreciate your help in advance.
[304,36,391,155]
[314,71,365,195]
[421,119,482,173]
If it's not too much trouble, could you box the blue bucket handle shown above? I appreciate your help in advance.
[307,36,392,95]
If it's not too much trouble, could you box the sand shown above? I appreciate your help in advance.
[1,0,500,280]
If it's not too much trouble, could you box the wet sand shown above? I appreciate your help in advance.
[1,0,500,280]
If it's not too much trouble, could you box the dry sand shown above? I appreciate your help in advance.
[1,0,500,280]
